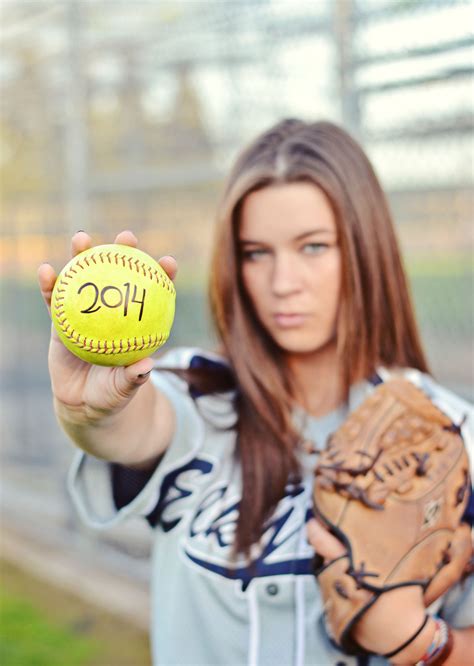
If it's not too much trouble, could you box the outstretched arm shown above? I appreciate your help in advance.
[38,230,176,469]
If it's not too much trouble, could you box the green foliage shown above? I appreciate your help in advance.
[406,254,472,277]
[410,272,472,337]
[404,255,473,338]
[0,590,99,666]
[0,560,151,666]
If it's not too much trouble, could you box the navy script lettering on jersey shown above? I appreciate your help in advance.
[147,456,314,589]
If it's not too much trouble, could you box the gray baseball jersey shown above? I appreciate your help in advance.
[68,347,474,666]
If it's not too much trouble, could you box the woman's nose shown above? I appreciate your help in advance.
[271,253,302,296]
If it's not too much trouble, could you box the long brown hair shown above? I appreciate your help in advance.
[206,119,429,555]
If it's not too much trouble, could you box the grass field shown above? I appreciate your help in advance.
[0,560,151,666]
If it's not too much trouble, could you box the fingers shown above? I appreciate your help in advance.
[307,518,346,561]
[73,230,138,256]
[114,230,138,247]
[124,357,155,384]
[71,231,177,279]
[111,357,155,401]
[37,262,57,314]
[158,255,178,281]
[72,230,93,256]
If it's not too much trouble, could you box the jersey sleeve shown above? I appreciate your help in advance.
[67,347,230,529]
[403,371,474,628]
[439,575,474,628]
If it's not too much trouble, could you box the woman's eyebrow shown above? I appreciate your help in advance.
[239,228,335,244]
[293,228,336,241]
[238,238,267,245]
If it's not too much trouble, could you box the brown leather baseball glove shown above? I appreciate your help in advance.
[313,377,472,656]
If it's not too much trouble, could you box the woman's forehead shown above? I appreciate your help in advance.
[238,182,336,241]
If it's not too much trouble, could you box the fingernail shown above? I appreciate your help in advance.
[138,371,151,379]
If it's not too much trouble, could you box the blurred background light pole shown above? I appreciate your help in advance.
[334,0,361,138]
[64,0,89,235]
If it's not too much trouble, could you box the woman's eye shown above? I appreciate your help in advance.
[301,242,328,255]
[242,248,268,261]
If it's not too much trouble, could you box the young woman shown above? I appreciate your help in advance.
[38,119,473,665]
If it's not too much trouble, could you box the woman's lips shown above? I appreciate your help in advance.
[273,313,308,328]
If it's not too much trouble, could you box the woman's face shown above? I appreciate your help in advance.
[239,182,342,357]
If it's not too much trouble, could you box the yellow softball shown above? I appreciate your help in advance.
[51,244,176,366]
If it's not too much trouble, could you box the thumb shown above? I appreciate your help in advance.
[112,357,155,400]
[307,518,346,562]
